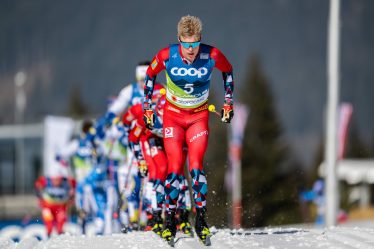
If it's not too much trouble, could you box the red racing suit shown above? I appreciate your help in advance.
[143,43,234,210]
[122,102,168,182]
[35,176,76,236]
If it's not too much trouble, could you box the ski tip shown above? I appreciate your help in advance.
[204,235,212,246]
[168,237,175,247]
[199,234,212,246]
[163,235,175,247]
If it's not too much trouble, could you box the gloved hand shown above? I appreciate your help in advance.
[221,103,234,123]
[138,160,148,178]
[78,209,87,219]
[143,108,155,130]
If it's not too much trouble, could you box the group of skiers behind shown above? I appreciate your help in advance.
[35,15,236,246]
[34,61,194,239]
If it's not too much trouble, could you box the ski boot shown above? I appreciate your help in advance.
[177,209,193,237]
[144,211,154,231]
[162,211,176,247]
[152,210,163,236]
[121,222,139,233]
[195,208,212,246]
[121,225,129,234]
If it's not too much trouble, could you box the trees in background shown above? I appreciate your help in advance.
[206,55,303,228]
[239,55,303,227]
[66,86,88,118]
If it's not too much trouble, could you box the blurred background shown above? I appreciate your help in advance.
[0,0,374,232]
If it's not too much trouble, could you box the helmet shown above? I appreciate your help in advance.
[136,61,151,81]
[81,119,93,134]
[46,164,69,179]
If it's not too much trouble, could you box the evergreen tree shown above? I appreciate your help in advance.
[204,88,230,227]
[345,120,371,158]
[240,55,302,227]
[66,86,88,118]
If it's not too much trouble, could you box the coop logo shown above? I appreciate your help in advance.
[170,67,208,78]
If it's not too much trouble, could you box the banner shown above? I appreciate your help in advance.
[43,116,75,177]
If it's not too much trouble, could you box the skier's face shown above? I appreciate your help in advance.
[179,35,200,63]
[51,177,63,186]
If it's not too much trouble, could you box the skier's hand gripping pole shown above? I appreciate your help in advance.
[143,109,155,130]
[209,104,234,123]
[221,103,234,123]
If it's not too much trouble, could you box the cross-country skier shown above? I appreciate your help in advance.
[35,171,75,238]
[142,15,234,246]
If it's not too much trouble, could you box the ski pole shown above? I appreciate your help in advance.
[208,104,220,117]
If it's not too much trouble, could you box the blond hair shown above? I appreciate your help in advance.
[177,15,202,40]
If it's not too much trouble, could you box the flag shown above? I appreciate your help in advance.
[226,103,249,229]
[337,103,353,160]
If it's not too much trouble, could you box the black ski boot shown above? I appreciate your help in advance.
[151,210,163,236]
[177,209,193,237]
[195,208,212,246]
[121,222,139,233]
[145,211,154,231]
[162,211,176,247]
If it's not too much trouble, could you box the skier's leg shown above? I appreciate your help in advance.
[177,175,192,235]
[42,207,54,237]
[94,190,107,235]
[55,205,68,235]
[162,112,185,241]
[185,111,211,244]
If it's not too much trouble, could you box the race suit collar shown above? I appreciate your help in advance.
[178,44,200,65]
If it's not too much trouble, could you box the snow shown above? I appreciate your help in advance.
[2,222,374,249]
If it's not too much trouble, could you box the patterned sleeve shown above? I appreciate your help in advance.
[143,47,169,108]
[210,47,234,105]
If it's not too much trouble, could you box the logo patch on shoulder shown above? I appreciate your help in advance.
[151,59,158,69]
[200,53,209,59]
[164,127,174,138]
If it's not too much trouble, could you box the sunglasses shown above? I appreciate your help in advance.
[179,40,201,49]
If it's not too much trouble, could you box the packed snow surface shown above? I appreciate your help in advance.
[2,225,374,249]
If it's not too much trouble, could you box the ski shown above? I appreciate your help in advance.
[164,236,175,247]
[197,234,212,246]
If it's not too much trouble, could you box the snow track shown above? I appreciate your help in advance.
[1,226,374,249]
